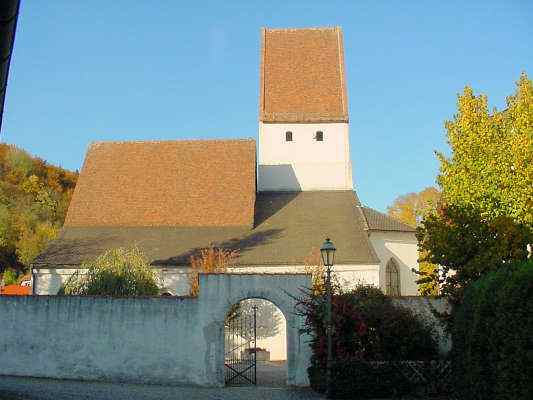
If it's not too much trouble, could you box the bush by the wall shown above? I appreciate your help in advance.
[452,259,533,400]
[302,285,440,398]
[59,247,159,296]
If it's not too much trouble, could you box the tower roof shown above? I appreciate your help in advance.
[259,27,349,123]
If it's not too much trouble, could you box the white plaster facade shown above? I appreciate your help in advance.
[368,230,420,296]
[258,122,353,191]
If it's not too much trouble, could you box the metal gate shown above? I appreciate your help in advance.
[224,305,257,385]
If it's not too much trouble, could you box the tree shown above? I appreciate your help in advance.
[417,204,531,300]
[417,74,532,300]
[60,247,159,296]
[227,299,283,340]
[0,144,77,274]
[2,268,18,285]
[437,72,532,226]
[387,187,441,295]
[387,187,441,227]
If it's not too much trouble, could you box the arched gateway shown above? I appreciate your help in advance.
[198,273,312,387]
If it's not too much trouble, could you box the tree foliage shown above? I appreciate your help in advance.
[0,144,77,274]
[417,74,532,299]
[60,247,159,296]
[417,204,531,300]
[387,186,441,227]
[437,73,532,226]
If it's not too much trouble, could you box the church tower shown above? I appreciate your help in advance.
[258,27,353,191]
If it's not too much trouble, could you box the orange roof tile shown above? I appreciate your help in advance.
[260,27,349,123]
[0,284,30,295]
[64,139,256,227]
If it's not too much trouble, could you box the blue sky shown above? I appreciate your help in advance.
[2,1,531,212]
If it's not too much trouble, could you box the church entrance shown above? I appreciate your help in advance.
[224,298,287,386]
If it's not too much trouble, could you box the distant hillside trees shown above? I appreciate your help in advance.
[0,144,77,276]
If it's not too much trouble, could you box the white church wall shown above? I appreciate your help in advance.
[258,122,353,191]
[34,264,383,296]
[368,231,419,295]
[33,267,191,296]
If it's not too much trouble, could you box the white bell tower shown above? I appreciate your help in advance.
[257,27,353,192]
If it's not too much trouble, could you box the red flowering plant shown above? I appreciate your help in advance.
[298,284,440,395]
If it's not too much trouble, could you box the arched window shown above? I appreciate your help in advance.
[385,258,400,296]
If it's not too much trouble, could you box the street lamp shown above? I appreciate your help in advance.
[320,238,336,397]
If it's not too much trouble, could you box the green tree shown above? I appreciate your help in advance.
[60,247,160,296]
[2,268,18,285]
[417,74,532,300]
[387,187,441,295]
[417,204,531,300]
[437,72,532,226]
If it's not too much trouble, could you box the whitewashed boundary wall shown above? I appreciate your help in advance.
[0,274,312,387]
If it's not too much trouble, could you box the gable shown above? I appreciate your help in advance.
[259,27,349,123]
[64,139,256,227]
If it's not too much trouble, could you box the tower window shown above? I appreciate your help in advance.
[285,131,293,142]
[315,131,324,141]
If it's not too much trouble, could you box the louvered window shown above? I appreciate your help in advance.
[285,131,293,141]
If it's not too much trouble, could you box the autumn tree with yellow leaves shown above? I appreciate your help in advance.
[417,73,532,299]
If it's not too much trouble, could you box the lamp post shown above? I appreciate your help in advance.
[320,238,336,397]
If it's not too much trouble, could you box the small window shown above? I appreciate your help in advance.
[315,131,324,141]
[285,131,293,142]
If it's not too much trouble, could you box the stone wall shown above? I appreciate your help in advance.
[0,273,312,387]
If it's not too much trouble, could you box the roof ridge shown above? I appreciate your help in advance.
[360,206,416,232]
[89,138,255,147]
[263,26,340,32]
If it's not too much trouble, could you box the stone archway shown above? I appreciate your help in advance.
[224,297,287,386]
[197,273,312,387]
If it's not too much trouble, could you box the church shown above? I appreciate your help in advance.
[32,27,419,299]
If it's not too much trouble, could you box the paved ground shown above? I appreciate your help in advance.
[0,375,325,400]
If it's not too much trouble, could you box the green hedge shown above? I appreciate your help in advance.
[452,259,533,400]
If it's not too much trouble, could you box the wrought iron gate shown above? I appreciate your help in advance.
[224,305,257,385]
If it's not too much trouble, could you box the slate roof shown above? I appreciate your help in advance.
[359,207,416,232]
[34,191,380,268]
[65,139,256,228]
[259,27,349,123]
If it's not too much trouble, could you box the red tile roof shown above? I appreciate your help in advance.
[0,284,30,295]
[260,27,349,123]
[64,139,256,227]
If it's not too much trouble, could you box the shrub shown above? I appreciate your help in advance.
[452,259,533,400]
[2,268,18,285]
[301,285,440,398]
[188,245,238,296]
[60,247,159,296]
